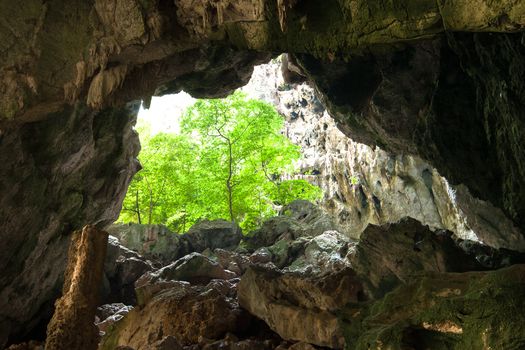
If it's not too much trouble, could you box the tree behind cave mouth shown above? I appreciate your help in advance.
[118,92,322,233]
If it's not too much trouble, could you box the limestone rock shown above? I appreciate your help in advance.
[294,32,525,235]
[244,58,525,251]
[243,200,342,251]
[340,264,525,349]
[212,248,251,276]
[286,230,354,275]
[96,305,133,336]
[104,236,144,280]
[236,216,503,349]
[45,225,109,350]
[107,224,188,263]
[0,104,139,347]
[99,280,252,349]
[102,235,156,305]
[136,252,236,289]
[185,219,243,252]
[238,265,360,348]
[96,303,132,323]
[2,2,525,347]
[351,218,483,299]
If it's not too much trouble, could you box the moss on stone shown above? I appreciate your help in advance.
[339,265,525,349]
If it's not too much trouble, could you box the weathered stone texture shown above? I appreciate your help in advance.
[45,225,109,350]
[0,103,139,347]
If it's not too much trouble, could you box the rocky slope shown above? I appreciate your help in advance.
[95,201,525,350]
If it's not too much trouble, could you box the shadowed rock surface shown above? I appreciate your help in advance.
[294,32,525,233]
[340,264,525,350]
[0,103,139,347]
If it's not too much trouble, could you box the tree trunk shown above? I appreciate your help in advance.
[135,189,142,224]
[226,138,234,223]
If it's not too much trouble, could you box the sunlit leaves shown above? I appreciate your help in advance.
[118,92,321,233]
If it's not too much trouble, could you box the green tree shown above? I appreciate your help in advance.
[118,92,322,232]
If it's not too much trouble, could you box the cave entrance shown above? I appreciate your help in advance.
[116,57,323,235]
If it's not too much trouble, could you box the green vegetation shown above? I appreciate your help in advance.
[118,92,322,232]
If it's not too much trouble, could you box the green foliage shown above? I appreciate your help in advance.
[118,92,321,233]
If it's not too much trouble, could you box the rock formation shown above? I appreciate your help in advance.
[2,0,525,347]
[0,103,139,347]
[244,59,525,251]
[96,202,525,349]
[107,224,184,263]
[107,220,242,263]
[45,225,109,350]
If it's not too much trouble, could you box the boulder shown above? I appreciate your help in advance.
[99,279,252,349]
[96,308,132,336]
[281,200,341,236]
[136,253,236,290]
[212,249,251,275]
[104,236,154,305]
[96,304,132,323]
[243,216,304,251]
[236,217,500,348]
[107,224,188,263]
[248,227,353,273]
[185,220,243,252]
[286,230,354,275]
[351,218,483,298]
[243,200,342,251]
[238,265,361,349]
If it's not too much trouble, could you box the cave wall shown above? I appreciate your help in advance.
[244,59,525,250]
[295,32,525,234]
[1,0,523,231]
[0,104,139,346]
[2,0,524,124]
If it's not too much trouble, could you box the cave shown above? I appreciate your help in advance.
[1,1,525,349]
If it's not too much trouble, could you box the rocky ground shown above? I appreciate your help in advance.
[13,200,515,350]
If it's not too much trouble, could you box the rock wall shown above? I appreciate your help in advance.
[294,32,525,234]
[2,0,525,125]
[0,104,139,347]
[243,59,525,251]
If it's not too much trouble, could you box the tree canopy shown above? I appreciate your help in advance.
[118,92,321,232]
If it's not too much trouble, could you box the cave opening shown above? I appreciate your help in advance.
[115,57,323,235]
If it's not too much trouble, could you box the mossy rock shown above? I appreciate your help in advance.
[339,264,525,350]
